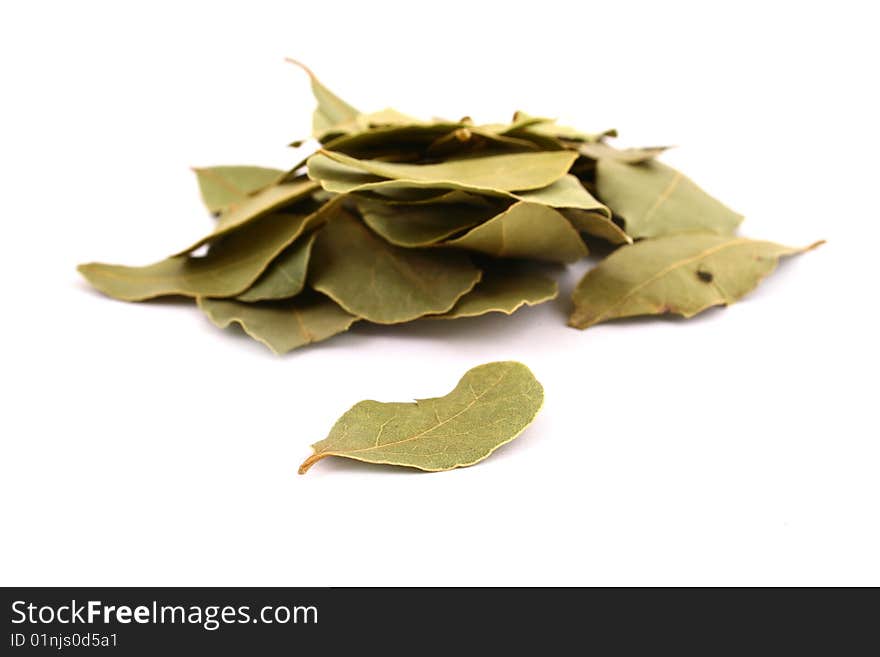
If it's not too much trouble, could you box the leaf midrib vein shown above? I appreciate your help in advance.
[338,367,512,456]
[593,238,752,322]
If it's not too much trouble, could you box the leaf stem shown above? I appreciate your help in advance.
[298,452,326,475]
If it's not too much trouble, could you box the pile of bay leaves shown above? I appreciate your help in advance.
[79,62,821,353]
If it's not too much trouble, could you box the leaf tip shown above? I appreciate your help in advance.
[284,57,316,81]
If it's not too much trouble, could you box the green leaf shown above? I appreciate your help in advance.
[357,197,502,247]
[578,142,670,163]
[286,59,360,140]
[503,113,617,143]
[197,292,357,354]
[298,361,543,473]
[311,149,578,192]
[513,174,609,214]
[192,165,284,214]
[433,264,558,319]
[175,179,320,256]
[595,159,743,238]
[78,211,323,301]
[310,210,482,324]
[444,202,589,263]
[235,232,316,302]
[569,234,824,329]
[560,208,631,245]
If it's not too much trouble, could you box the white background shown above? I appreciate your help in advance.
[1,1,877,586]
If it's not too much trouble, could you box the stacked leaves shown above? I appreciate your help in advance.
[79,62,822,353]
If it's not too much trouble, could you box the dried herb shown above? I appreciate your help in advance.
[298,361,543,473]
[79,62,821,352]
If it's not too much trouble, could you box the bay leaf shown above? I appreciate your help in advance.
[192,165,284,214]
[313,149,578,192]
[503,113,617,143]
[424,126,549,158]
[298,361,543,473]
[433,264,558,319]
[235,232,316,302]
[198,292,357,354]
[310,211,482,323]
[376,190,496,207]
[595,159,743,238]
[175,179,320,256]
[286,59,361,140]
[560,208,631,245]
[78,211,319,301]
[514,174,609,214]
[308,122,465,160]
[569,234,824,329]
[444,202,589,263]
[578,142,670,163]
[357,197,503,247]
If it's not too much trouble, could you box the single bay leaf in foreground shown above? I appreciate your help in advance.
[78,212,316,301]
[434,264,558,319]
[444,202,588,263]
[193,165,285,214]
[235,232,316,302]
[310,211,481,323]
[299,361,543,473]
[569,234,824,329]
[595,159,742,239]
[198,293,357,354]
[317,149,578,192]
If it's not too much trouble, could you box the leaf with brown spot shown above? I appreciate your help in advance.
[569,234,824,328]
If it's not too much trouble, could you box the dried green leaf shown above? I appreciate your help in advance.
[286,59,361,140]
[79,211,321,301]
[578,142,670,163]
[310,211,482,323]
[192,165,285,214]
[560,208,631,245]
[433,264,558,319]
[299,361,543,473]
[596,159,743,238]
[175,179,320,256]
[198,292,357,354]
[311,149,578,192]
[569,234,824,328]
[235,232,316,302]
[503,113,617,143]
[357,197,502,247]
[444,202,588,263]
[513,174,609,214]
